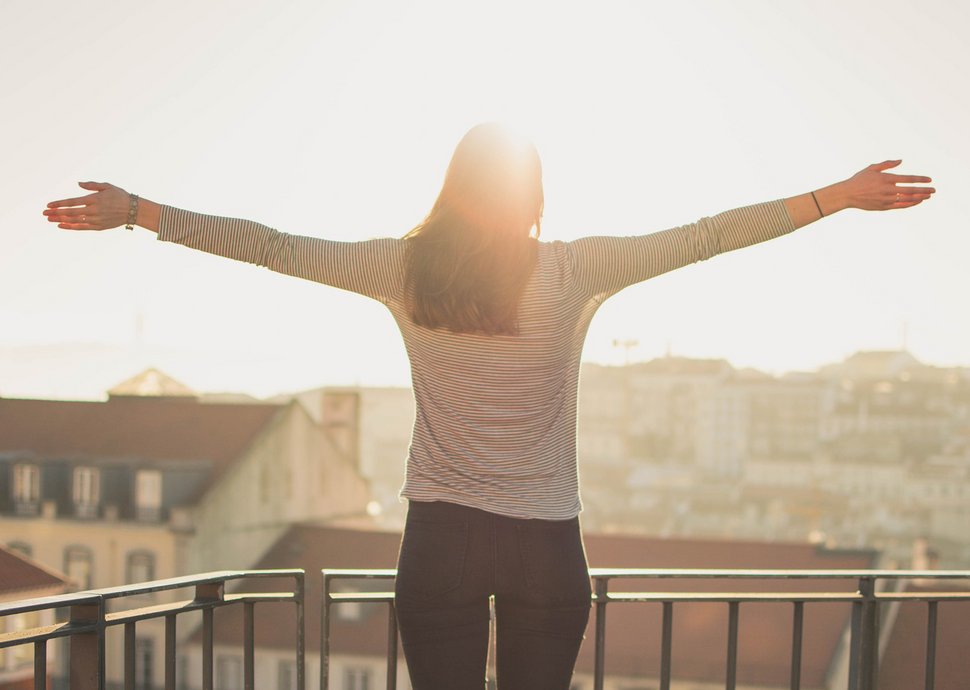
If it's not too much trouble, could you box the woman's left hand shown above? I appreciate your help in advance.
[43,181,131,231]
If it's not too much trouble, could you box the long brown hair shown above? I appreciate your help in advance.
[404,123,544,335]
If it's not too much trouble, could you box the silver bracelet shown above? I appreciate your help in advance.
[125,194,139,230]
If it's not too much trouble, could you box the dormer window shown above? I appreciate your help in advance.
[12,464,40,515]
[72,466,100,519]
[135,470,162,522]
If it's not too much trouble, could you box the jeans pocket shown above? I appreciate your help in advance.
[396,520,468,600]
[516,519,591,604]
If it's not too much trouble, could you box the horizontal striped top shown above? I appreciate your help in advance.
[158,200,795,519]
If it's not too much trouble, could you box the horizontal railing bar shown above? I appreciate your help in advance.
[324,590,970,605]
[104,593,298,626]
[588,568,970,580]
[91,569,304,599]
[605,592,865,603]
[0,620,100,648]
[323,569,397,579]
[328,593,395,603]
[322,567,970,582]
[0,592,102,617]
[874,592,970,601]
[225,592,298,603]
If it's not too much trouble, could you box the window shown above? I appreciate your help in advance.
[64,546,94,590]
[12,463,40,514]
[72,466,100,518]
[7,541,32,558]
[278,660,297,690]
[135,470,163,521]
[127,550,155,584]
[344,667,371,690]
[136,638,154,690]
[335,586,362,621]
[216,655,242,690]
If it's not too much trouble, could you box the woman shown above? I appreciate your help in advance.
[44,124,934,689]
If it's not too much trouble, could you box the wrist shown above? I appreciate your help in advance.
[135,198,162,234]
[814,182,852,215]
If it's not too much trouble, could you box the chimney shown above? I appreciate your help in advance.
[912,537,935,570]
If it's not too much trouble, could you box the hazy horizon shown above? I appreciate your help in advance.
[1,337,963,403]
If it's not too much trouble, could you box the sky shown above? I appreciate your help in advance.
[1,0,968,400]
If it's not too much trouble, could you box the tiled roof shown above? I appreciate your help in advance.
[0,396,283,495]
[197,525,874,687]
[0,545,68,596]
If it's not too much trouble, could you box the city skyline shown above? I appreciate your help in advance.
[1,338,965,403]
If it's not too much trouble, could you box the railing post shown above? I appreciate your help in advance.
[165,614,177,690]
[856,577,878,690]
[196,581,225,690]
[726,602,739,690]
[295,572,306,690]
[244,602,255,690]
[68,599,105,690]
[386,603,398,690]
[124,621,136,690]
[33,640,47,690]
[660,602,672,690]
[321,572,332,690]
[593,577,608,690]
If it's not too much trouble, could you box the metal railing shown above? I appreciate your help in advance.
[5,567,968,689]
[321,568,970,690]
[0,570,304,690]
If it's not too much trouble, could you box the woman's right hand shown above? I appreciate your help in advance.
[43,181,132,231]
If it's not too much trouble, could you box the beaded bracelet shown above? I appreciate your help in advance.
[125,194,139,230]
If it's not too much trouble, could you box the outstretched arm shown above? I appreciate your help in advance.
[566,160,935,300]
[43,183,406,302]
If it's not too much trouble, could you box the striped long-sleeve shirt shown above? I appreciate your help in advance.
[158,200,795,519]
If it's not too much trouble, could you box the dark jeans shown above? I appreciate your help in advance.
[394,500,592,690]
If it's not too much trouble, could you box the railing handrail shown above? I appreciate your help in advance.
[322,566,970,580]
[0,592,102,617]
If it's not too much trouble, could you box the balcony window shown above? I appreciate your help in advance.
[64,545,93,590]
[344,667,372,690]
[135,469,163,521]
[136,638,154,690]
[278,660,297,690]
[12,463,40,515]
[127,550,155,584]
[72,466,101,519]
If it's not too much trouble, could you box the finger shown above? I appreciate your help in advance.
[44,207,93,219]
[889,198,927,210]
[869,160,902,171]
[78,181,111,191]
[885,174,932,183]
[56,222,102,231]
[892,186,936,196]
[47,193,99,208]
